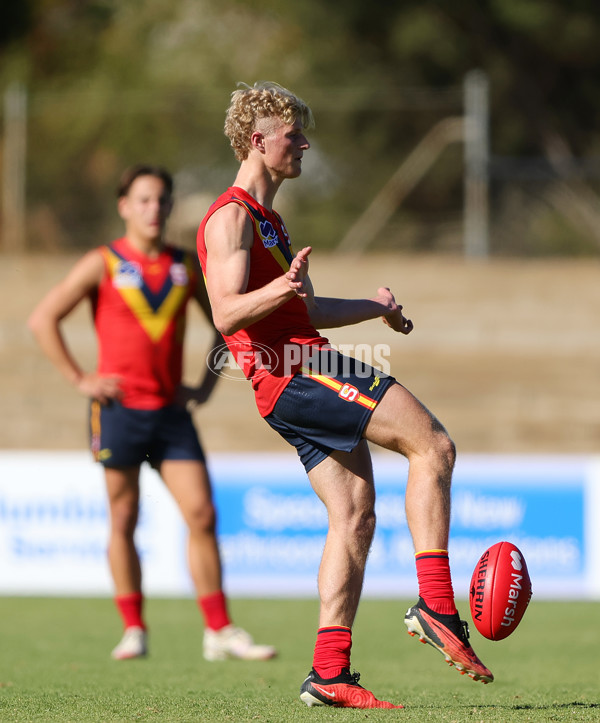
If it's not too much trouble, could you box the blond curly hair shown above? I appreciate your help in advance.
[224,81,314,162]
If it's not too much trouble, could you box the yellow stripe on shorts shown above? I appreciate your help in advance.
[300,366,378,411]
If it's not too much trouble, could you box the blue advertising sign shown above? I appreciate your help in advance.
[209,453,596,599]
[0,452,598,598]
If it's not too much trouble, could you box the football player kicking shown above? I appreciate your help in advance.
[197,82,493,709]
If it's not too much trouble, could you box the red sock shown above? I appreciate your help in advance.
[415,549,457,616]
[198,590,231,631]
[312,626,352,680]
[114,592,145,630]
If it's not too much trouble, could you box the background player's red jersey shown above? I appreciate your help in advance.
[94,237,197,409]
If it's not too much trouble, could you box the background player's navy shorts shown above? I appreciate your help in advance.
[264,348,396,473]
[89,400,205,468]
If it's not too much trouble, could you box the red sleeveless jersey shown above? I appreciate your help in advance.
[94,237,197,409]
[197,187,328,416]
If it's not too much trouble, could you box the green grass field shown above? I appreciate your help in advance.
[0,596,598,722]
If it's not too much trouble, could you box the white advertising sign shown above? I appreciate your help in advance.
[0,451,598,599]
[0,451,188,596]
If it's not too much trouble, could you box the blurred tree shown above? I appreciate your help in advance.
[0,1,33,48]
[1,0,598,253]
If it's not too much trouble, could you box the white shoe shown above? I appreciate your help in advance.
[111,626,147,660]
[203,625,277,661]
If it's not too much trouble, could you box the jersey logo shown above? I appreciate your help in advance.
[170,262,189,286]
[369,376,380,392]
[259,219,279,248]
[278,218,291,246]
[230,196,293,270]
[113,261,143,288]
[339,383,360,402]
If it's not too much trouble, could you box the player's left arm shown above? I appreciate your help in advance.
[286,250,413,334]
[308,290,413,334]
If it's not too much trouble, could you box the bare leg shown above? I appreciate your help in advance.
[364,383,456,551]
[159,459,222,596]
[362,383,492,682]
[161,459,277,661]
[308,441,376,629]
[104,466,142,594]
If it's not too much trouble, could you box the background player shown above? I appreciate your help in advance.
[197,82,492,708]
[28,163,276,663]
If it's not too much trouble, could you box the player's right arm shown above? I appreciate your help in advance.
[204,203,297,336]
[27,249,122,403]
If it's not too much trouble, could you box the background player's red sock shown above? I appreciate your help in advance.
[198,590,232,631]
[114,592,146,630]
[415,549,458,616]
[312,626,352,679]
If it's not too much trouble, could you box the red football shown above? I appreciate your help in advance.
[469,541,532,641]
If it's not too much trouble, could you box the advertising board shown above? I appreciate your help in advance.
[1,452,598,599]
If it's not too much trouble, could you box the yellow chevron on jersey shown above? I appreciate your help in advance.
[103,246,192,343]
[299,366,378,410]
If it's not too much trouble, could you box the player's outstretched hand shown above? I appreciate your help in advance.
[77,372,122,404]
[376,286,414,335]
[285,246,312,298]
[383,308,413,334]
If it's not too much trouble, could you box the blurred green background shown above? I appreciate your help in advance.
[2,0,600,256]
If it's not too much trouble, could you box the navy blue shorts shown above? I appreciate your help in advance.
[264,348,396,473]
[89,400,205,468]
